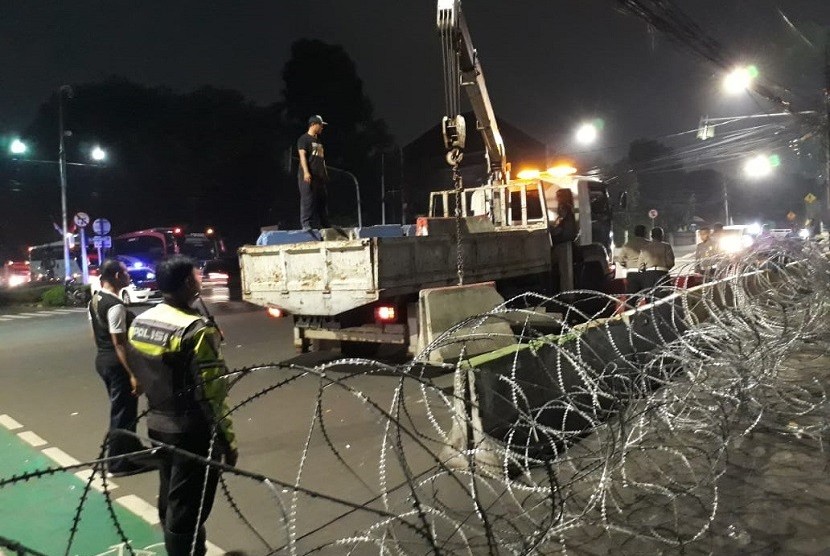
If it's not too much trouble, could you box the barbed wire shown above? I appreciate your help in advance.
[1,240,829,555]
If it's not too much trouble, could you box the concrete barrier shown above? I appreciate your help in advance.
[417,281,515,364]
[439,294,694,470]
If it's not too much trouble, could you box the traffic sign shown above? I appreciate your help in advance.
[786,211,797,222]
[92,235,112,249]
[73,212,90,228]
[92,218,111,235]
[648,209,658,220]
[804,193,817,204]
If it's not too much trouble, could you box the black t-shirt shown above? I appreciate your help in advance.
[297,133,328,181]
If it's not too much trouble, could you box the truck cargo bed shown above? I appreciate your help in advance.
[239,229,551,316]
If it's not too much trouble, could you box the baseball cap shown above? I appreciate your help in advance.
[308,115,328,125]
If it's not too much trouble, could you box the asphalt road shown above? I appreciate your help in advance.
[0,287,455,555]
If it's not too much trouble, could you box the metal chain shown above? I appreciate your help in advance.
[452,152,465,285]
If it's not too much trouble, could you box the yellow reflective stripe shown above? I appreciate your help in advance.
[193,327,236,450]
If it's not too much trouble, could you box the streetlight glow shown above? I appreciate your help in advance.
[575,123,598,145]
[723,65,758,95]
[10,139,27,155]
[90,146,106,161]
[744,154,774,178]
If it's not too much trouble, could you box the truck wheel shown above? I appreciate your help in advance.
[340,341,381,358]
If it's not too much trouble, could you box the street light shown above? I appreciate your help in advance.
[744,153,779,178]
[90,146,106,162]
[723,65,759,95]
[10,139,27,155]
[575,121,599,145]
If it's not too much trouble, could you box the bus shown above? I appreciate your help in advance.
[28,236,98,281]
[111,227,227,280]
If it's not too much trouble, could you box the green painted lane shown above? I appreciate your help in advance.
[0,426,163,556]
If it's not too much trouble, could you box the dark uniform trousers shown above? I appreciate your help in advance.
[95,352,142,470]
[150,428,221,556]
[640,269,672,297]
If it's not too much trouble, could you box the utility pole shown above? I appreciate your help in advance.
[824,29,830,228]
[58,85,72,282]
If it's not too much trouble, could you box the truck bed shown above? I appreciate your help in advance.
[239,229,552,316]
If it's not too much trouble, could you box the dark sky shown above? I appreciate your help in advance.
[1,0,828,161]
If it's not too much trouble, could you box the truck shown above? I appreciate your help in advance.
[238,0,616,357]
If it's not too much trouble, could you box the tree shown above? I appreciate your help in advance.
[280,39,394,225]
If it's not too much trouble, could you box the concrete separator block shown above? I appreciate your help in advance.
[418,281,515,363]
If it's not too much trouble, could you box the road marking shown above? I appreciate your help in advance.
[17,312,51,317]
[1,314,30,319]
[116,495,160,525]
[17,431,47,447]
[0,317,13,322]
[2,415,226,555]
[77,468,119,492]
[42,446,81,467]
[0,414,23,430]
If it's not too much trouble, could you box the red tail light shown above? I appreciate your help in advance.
[267,307,285,318]
[374,305,397,323]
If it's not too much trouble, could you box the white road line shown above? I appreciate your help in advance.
[0,317,13,322]
[116,495,160,524]
[42,446,81,467]
[2,314,30,319]
[0,414,23,430]
[17,312,52,317]
[18,430,48,447]
[76,468,118,492]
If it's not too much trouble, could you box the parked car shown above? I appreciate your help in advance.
[89,264,162,305]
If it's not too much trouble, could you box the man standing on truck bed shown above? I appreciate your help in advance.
[297,115,331,230]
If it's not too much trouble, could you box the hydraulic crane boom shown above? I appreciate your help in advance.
[437,0,508,184]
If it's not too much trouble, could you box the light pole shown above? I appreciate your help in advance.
[327,165,363,228]
[58,85,73,282]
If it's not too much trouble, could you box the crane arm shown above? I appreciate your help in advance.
[437,0,508,184]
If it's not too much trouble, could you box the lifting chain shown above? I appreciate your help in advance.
[452,148,465,286]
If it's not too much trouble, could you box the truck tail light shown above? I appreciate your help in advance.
[267,307,285,318]
[374,305,396,323]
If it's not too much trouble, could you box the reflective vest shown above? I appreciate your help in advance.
[128,303,235,449]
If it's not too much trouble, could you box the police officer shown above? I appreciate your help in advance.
[616,224,649,308]
[637,227,675,296]
[129,255,237,556]
[89,258,150,477]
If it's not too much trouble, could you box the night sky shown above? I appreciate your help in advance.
[1,0,828,161]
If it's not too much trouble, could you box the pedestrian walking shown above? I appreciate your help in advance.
[88,258,150,477]
[128,255,237,556]
[637,227,675,296]
[616,224,649,308]
[297,114,331,230]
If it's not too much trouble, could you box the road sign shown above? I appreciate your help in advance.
[648,209,658,220]
[786,211,797,222]
[73,212,90,228]
[804,193,817,204]
[92,235,112,249]
[92,217,111,235]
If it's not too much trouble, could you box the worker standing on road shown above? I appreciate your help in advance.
[549,188,578,292]
[88,258,151,477]
[694,227,714,277]
[128,255,237,556]
[297,115,331,230]
[637,227,675,296]
[616,224,649,308]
